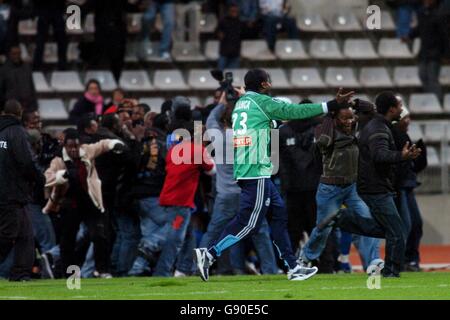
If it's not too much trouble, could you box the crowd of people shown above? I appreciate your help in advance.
[0,65,428,281]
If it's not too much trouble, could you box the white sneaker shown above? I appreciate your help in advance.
[160,52,171,61]
[174,270,187,277]
[193,248,215,282]
[93,271,113,279]
[287,264,318,281]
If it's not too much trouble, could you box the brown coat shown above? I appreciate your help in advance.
[43,139,121,214]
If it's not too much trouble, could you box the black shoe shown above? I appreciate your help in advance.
[404,262,421,272]
[382,272,400,278]
[138,246,158,268]
[317,210,341,230]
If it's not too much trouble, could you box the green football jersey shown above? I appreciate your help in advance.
[232,91,327,180]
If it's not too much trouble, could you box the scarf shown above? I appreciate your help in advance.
[84,92,104,116]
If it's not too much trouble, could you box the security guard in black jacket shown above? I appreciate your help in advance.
[0,100,43,281]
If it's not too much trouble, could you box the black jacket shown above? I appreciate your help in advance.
[0,115,42,207]
[392,127,427,189]
[0,60,37,110]
[130,127,167,199]
[357,114,403,194]
[279,119,321,193]
[69,96,98,126]
[410,4,450,60]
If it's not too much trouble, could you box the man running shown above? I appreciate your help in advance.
[194,69,353,281]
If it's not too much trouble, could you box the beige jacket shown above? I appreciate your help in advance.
[43,139,122,214]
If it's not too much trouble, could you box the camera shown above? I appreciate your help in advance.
[210,69,239,103]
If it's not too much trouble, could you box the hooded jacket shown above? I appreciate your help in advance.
[0,115,42,206]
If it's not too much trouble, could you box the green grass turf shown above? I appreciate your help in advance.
[0,272,449,300]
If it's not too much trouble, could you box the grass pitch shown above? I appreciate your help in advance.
[0,272,449,300]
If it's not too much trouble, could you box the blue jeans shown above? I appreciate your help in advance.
[302,183,380,262]
[218,56,240,71]
[153,206,191,277]
[27,204,56,253]
[128,197,169,276]
[396,5,414,38]
[397,188,423,264]
[112,213,140,276]
[175,218,196,274]
[201,193,278,274]
[262,14,299,51]
[141,2,174,54]
[360,193,406,275]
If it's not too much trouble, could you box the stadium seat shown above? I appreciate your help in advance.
[85,14,95,33]
[127,13,142,34]
[119,71,153,91]
[275,40,309,60]
[153,70,189,90]
[67,42,80,62]
[241,40,276,61]
[393,66,422,87]
[308,94,334,103]
[125,42,139,63]
[380,10,396,31]
[139,41,165,62]
[172,42,204,62]
[409,93,442,114]
[68,99,77,112]
[187,69,220,90]
[20,43,31,62]
[43,125,74,138]
[408,122,424,142]
[439,66,450,86]
[204,40,219,61]
[290,68,326,88]
[352,94,372,102]
[51,71,84,92]
[413,38,421,57]
[427,146,440,167]
[325,67,360,88]
[265,68,292,89]
[38,99,69,120]
[84,70,118,91]
[343,39,378,59]
[33,72,53,93]
[188,96,203,108]
[378,38,413,59]
[328,11,362,32]
[138,97,165,114]
[18,18,37,35]
[297,13,329,32]
[199,13,218,33]
[309,39,343,59]
[424,121,450,142]
[43,43,58,64]
[223,69,248,87]
[359,67,393,88]
[444,94,450,112]
[274,95,302,104]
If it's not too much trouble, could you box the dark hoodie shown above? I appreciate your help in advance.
[0,115,42,206]
[279,118,322,192]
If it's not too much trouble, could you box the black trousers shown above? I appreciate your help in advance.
[33,13,68,70]
[0,205,35,281]
[60,197,110,275]
[285,191,317,253]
